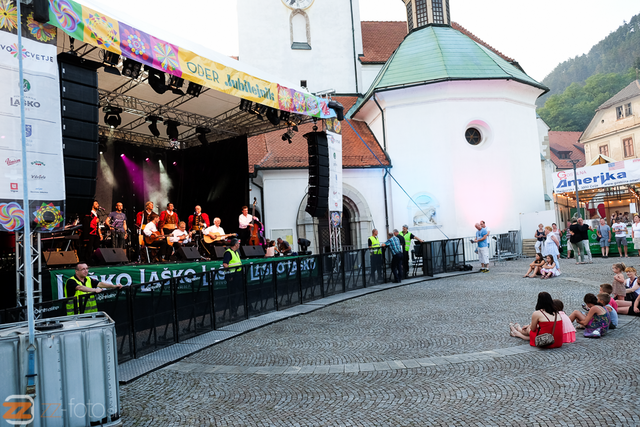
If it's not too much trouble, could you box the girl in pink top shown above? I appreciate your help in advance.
[553,299,576,343]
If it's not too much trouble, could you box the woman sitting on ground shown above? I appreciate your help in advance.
[508,291,563,348]
[568,293,609,338]
[523,253,545,278]
[540,255,560,279]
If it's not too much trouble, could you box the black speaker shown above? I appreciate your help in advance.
[242,245,265,258]
[305,131,330,218]
[44,251,79,267]
[62,99,99,123]
[63,157,98,179]
[95,248,129,264]
[214,246,228,259]
[176,246,202,260]
[33,0,50,23]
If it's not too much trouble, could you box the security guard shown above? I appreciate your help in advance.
[64,263,122,316]
[399,225,423,279]
[222,239,243,319]
[368,229,383,283]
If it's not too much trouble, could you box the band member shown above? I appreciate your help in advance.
[159,203,179,236]
[188,205,210,232]
[203,217,225,241]
[85,201,103,262]
[106,202,127,249]
[143,213,171,262]
[136,201,156,228]
[238,206,258,246]
[169,221,195,260]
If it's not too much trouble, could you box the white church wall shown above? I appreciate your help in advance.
[368,79,546,240]
[361,64,384,93]
[238,0,363,94]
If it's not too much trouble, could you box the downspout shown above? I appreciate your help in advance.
[373,93,390,235]
[373,94,387,150]
[349,0,359,93]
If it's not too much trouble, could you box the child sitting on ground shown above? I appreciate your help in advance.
[569,293,609,338]
[523,253,545,278]
[599,284,618,312]
[540,255,560,279]
[598,292,618,330]
[553,299,576,343]
[611,263,627,301]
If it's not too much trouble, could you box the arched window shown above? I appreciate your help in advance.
[290,10,311,50]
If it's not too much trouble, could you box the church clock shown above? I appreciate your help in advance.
[282,0,314,9]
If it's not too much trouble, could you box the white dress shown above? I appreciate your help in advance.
[542,233,560,268]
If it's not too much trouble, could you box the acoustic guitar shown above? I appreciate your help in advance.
[203,232,238,245]
[143,231,174,246]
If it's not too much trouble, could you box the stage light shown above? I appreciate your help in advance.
[292,124,299,132]
[146,66,167,94]
[196,127,211,146]
[239,99,253,112]
[328,100,344,121]
[173,162,177,165]
[281,129,294,143]
[103,106,123,128]
[154,152,165,163]
[98,141,107,154]
[120,153,125,157]
[186,81,203,97]
[122,58,142,79]
[266,108,280,126]
[165,120,180,140]
[146,115,163,137]
[168,76,185,95]
[102,51,121,76]
[145,157,150,162]
[280,111,290,122]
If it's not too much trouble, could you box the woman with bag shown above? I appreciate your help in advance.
[508,292,563,348]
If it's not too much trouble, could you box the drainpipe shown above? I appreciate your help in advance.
[383,169,390,236]
[373,94,387,150]
[349,0,359,93]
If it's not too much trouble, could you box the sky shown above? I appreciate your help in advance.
[87,0,640,83]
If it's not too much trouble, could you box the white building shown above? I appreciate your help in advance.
[240,0,549,253]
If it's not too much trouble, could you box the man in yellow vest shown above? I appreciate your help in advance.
[400,225,423,279]
[64,263,123,316]
[222,238,243,319]
[368,229,383,283]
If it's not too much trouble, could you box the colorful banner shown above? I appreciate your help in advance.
[0,1,65,231]
[50,256,318,299]
[552,159,640,194]
[326,118,343,212]
[45,0,336,119]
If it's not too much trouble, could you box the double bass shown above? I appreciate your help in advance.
[248,198,262,246]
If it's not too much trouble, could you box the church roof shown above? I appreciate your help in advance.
[360,21,408,64]
[548,131,585,169]
[597,80,640,111]
[354,24,548,114]
[248,96,389,173]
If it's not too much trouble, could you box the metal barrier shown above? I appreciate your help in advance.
[2,243,466,363]
[491,231,522,262]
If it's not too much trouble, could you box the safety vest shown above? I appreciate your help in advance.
[400,231,412,252]
[64,275,97,316]
[369,236,381,255]
[225,249,242,273]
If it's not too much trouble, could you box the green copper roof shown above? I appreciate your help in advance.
[356,25,548,114]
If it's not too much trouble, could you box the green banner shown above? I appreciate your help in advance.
[50,256,318,299]
[560,230,638,256]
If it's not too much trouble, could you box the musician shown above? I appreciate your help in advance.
[142,213,171,262]
[136,201,156,228]
[159,203,179,236]
[85,201,103,262]
[203,217,225,240]
[169,221,194,260]
[238,206,259,246]
[106,202,127,249]
[188,205,210,232]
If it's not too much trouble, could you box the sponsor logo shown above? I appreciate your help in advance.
[5,158,20,166]
[10,98,40,109]
[1,43,55,62]
[10,183,18,191]
[23,79,30,93]
[30,175,45,180]
[555,172,627,189]
[31,160,45,166]
[25,125,32,138]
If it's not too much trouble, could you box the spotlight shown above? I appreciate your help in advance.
[173,162,177,165]
[103,106,123,128]
[239,99,253,112]
[281,129,294,143]
[102,51,120,76]
[186,81,203,97]
[165,120,180,140]
[196,127,211,146]
[98,141,107,154]
[280,111,290,122]
[146,66,167,94]
[146,115,163,137]
[153,152,165,163]
[292,124,299,132]
[266,108,280,126]
[122,58,142,79]
[253,104,267,121]
[170,140,180,150]
[328,100,344,121]
[168,76,185,95]
[120,153,125,157]
[145,157,150,162]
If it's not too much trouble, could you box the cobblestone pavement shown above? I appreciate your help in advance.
[120,256,640,426]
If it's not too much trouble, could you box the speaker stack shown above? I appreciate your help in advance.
[305,132,329,217]
[59,56,100,218]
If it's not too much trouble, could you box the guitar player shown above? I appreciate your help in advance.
[143,213,172,262]
[169,221,196,260]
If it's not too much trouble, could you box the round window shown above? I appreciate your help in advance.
[465,127,482,145]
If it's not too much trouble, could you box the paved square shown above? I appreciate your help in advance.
[120,257,640,426]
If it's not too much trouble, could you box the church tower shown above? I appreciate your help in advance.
[402,0,450,30]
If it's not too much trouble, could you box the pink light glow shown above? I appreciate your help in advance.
[145,158,150,162]
[120,154,125,157]
[173,162,177,165]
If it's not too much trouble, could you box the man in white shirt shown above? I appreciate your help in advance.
[613,216,628,258]
[143,214,171,262]
[238,206,258,245]
[170,221,194,260]
[203,217,225,237]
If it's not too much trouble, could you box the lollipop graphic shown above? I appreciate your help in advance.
[0,202,25,231]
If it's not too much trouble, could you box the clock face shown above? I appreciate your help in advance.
[282,0,314,9]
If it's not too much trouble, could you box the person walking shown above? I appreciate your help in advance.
[596,218,611,258]
[382,232,403,283]
[473,222,490,272]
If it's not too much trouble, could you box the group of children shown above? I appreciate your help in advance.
[510,262,640,346]
[523,253,560,279]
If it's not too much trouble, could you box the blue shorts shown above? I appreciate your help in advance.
[599,238,610,247]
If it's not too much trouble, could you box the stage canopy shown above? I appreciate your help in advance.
[46,0,336,148]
